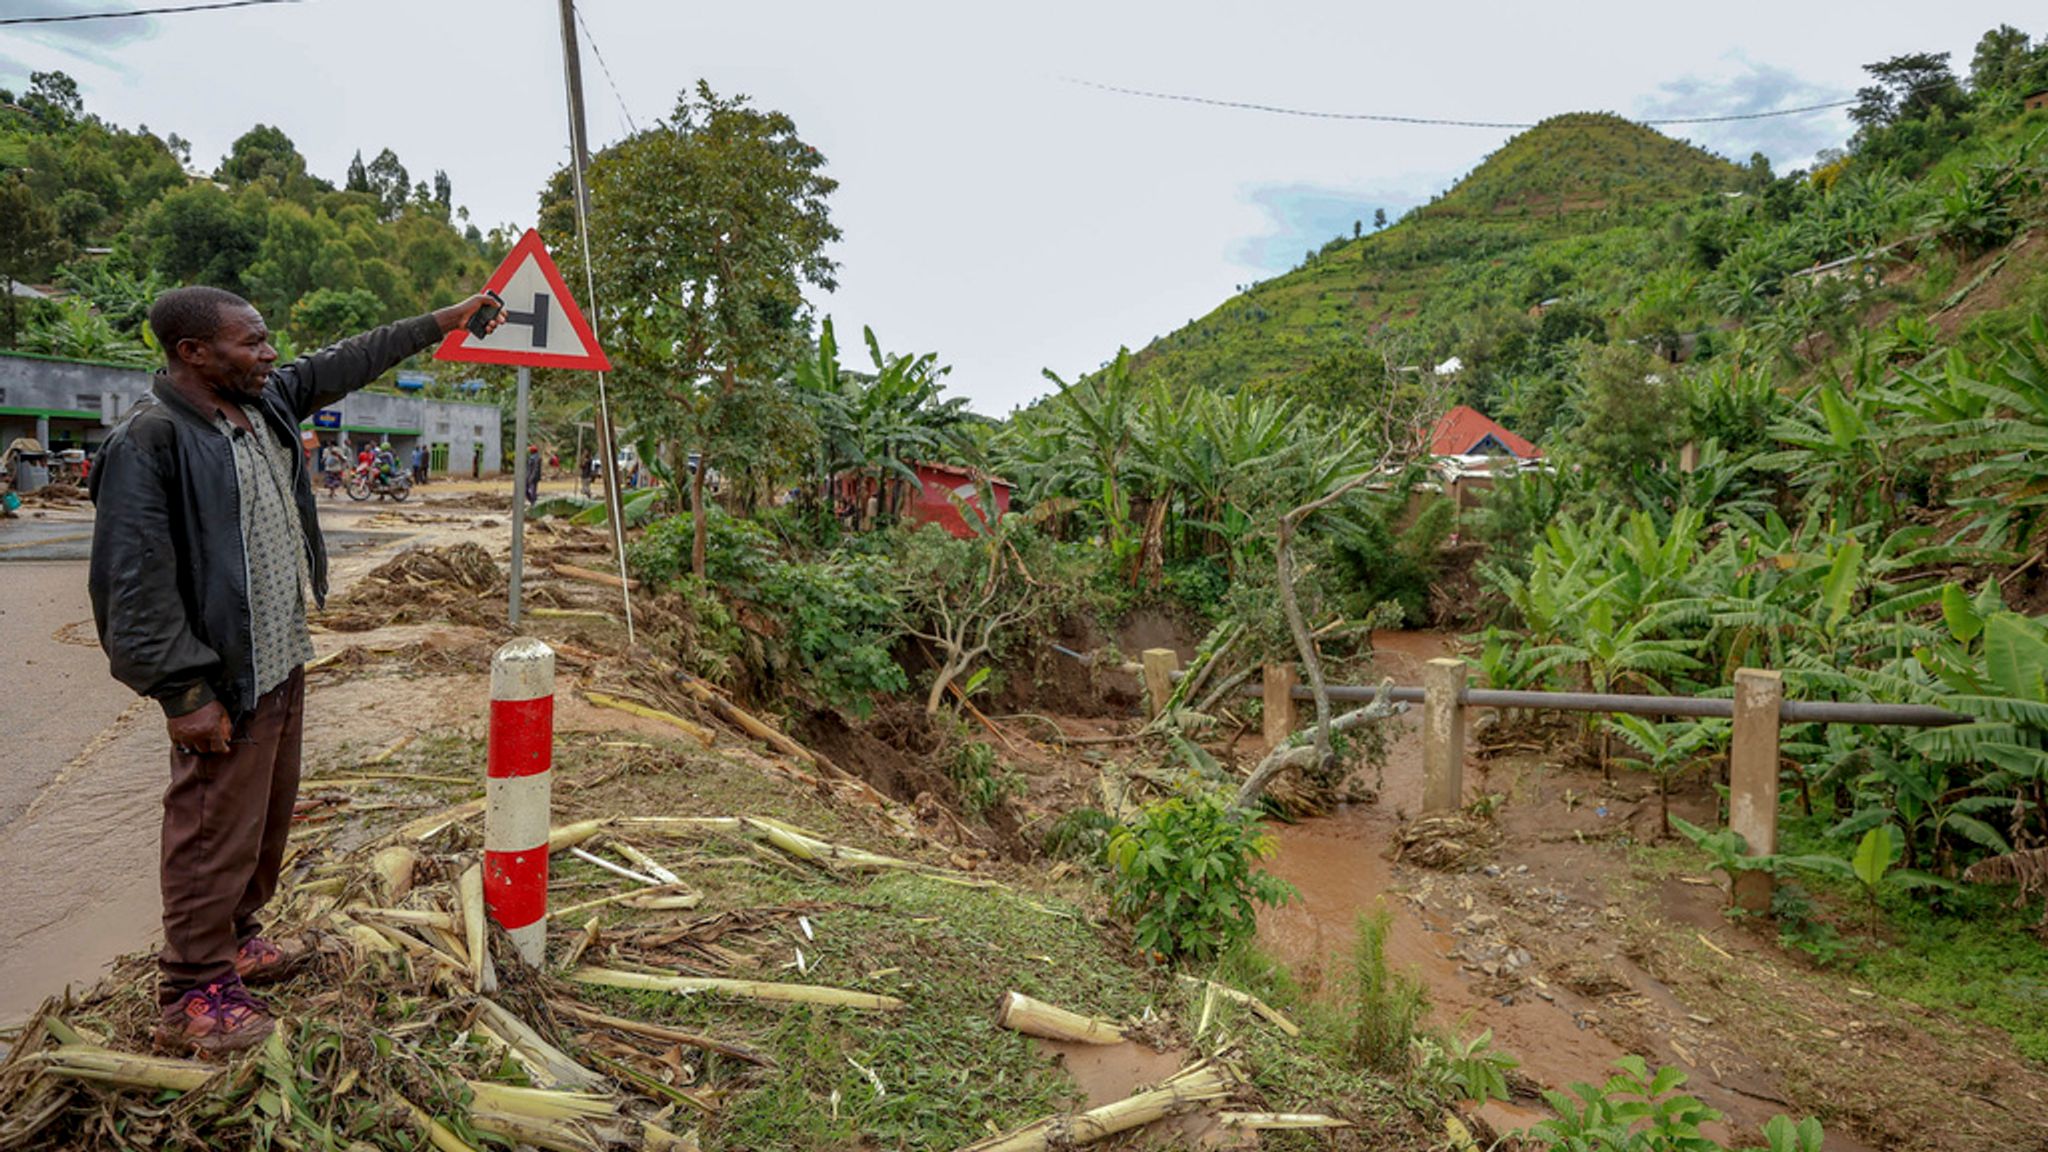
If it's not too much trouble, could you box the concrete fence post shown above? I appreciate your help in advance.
[1422,657,1468,813]
[1679,440,1701,474]
[1262,664,1299,748]
[1141,648,1180,718]
[486,637,556,965]
[1730,667,1783,913]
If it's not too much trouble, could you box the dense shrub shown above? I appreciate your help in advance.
[630,512,906,713]
[1106,789,1294,962]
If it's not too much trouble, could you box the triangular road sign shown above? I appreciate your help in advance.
[435,228,611,371]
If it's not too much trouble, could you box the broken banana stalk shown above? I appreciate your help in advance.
[31,1044,215,1093]
[996,991,1125,1045]
[617,815,931,873]
[954,1057,1238,1152]
[568,966,906,1012]
[1176,975,1300,1037]
[1216,1112,1353,1129]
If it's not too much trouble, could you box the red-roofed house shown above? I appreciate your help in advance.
[1430,405,1540,460]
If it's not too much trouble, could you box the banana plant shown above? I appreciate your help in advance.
[1834,825,1959,937]
[1602,715,1728,836]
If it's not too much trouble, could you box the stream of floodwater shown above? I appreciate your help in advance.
[1252,632,1868,1148]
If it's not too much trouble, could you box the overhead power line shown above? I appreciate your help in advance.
[0,0,299,26]
[1061,76,1866,130]
[572,1,638,135]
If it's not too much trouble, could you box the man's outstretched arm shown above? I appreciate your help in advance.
[271,294,504,419]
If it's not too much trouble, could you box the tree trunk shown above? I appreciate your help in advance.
[1275,517,1334,769]
[926,652,967,716]
[690,454,708,581]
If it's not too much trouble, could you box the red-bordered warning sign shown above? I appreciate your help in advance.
[435,229,611,371]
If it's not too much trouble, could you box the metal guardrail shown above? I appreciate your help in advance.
[1155,651,1969,915]
[1174,671,1968,728]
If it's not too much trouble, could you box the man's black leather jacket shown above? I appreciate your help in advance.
[89,315,444,719]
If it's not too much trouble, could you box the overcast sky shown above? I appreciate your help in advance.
[2,1,2034,412]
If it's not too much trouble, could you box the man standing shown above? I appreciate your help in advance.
[89,285,503,1056]
[525,443,542,506]
[319,441,345,498]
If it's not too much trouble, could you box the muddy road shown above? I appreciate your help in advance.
[0,485,514,1023]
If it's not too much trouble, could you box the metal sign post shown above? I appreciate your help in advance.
[435,230,609,632]
[508,365,531,628]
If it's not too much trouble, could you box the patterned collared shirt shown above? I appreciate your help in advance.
[219,405,315,697]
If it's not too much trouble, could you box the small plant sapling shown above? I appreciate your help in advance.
[1602,716,1727,837]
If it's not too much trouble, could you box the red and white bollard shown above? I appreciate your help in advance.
[485,637,555,965]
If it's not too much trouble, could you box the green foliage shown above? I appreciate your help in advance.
[1603,715,1726,835]
[1854,884,2048,1062]
[1105,789,1294,962]
[1409,1029,1517,1107]
[1769,883,1853,968]
[543,80,838,546]
[1337,904,1429,1076]
[630,512,907,712]
[0,174,64,346]
[1040,806,1117,862]
[947,740,1021,817]
[1517,1057,1823,1152]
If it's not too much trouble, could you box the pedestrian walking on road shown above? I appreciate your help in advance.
[471,442,482,480]
[88,285,504,1057]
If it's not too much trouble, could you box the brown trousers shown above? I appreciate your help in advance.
[159,668,304,1001]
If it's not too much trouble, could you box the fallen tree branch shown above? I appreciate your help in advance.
[1230,685,1404,813]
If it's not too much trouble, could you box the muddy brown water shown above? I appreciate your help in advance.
[1254,632,1873,1150]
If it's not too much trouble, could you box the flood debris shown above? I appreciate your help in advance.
[568,967,907,1012]
[996,991,1127,1044]
[1394,812,1500,871]
[1176,975,1300,1038]
[953,1056,1241,1152]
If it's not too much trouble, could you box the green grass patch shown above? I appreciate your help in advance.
[577,871,1161,1150]
[1856,891,2048,1064]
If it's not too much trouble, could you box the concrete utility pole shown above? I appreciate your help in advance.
[556,0,636,643]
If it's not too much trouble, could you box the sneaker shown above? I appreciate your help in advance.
[155,979,275,1057]
[233,936,310,985]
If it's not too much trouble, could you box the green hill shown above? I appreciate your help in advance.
[1424,113,1746,219]
[1125,115,1751,399]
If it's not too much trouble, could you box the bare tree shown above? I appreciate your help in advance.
[1235,363,1449,810]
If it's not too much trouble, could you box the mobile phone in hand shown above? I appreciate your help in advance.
[466,291,504,339]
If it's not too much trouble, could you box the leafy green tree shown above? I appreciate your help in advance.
[1562,343,1679,485]
[243,201,341,319]
[21,71,82,131]
[345,151,371,194]
[365,148,410,221]
[0,176,65,347]
[1106,788,1294,961]
[1373,207,1388,230]
[218,124,307,188]
[1969,25,2035,94]
[1850,52,1968,155]
[136,183,266,293]
[547,81,840,579]
[290,286,384,348]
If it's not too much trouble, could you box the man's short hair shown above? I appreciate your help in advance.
[148,286,252,356]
